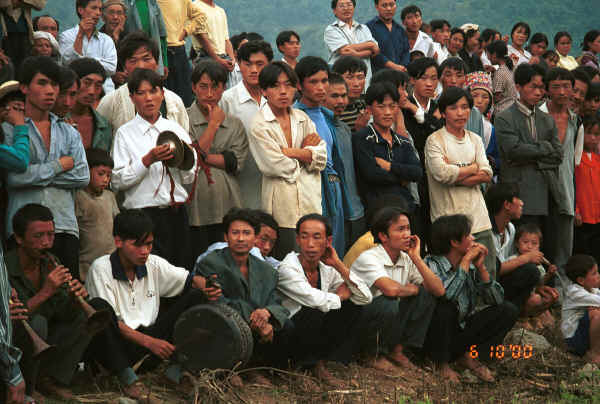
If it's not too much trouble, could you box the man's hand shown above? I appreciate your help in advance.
[145,336,176,360]
[321,243,342,268]
[68,278,88,299]
[375,157,391,172]
[217,57,234,72]
[178,28,188,42]
[301,133,321,148]
[257,323,274,343]
[460,243,486,272]
[206,104,226,127]
[404,283,420,296]
[406,235,421,260]
[249,308,271,331]
[354,109,371,131]
[79,17,97,35]
[473,243,488,270]
[41,265,72,297]
[59,156,74,172]
[142,144,173,167]
[9,290,27,321]
[335,283,352,301]
[536,285,559,305]
[112,71,128,87]
[0,49,10,67]
[575,212,583,227]
[192,275,222,301]
[523,250,545,265]
[6,380,25,404]
[4,103,24,126]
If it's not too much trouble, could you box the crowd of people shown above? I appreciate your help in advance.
[0,0,600,402]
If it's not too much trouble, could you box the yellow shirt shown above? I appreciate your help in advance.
[343,232,376,268]
[190,1,229,55]
[558,54,579,71]
[156,0,207,47]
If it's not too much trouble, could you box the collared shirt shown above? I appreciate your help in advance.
[507,44,531,66]
[425,254,504,328]
[220,81,267,209]
[186,102,248,226]
[59,26,117,94]
[66,108,113,152]
[351,244,423,298]
[0,247,22,387]
[492,64,518,115]
[97,83,189,136]
[491,221,516,263]
[156,0,207,46]
[410,30,433,57]
[3,115,90,238]
[194,241,279,269]
[366,16,410,71]
[295,103,335,173]
[226,62,242,90]
[324,19,377,86]
[124,0,168,71]
[431,41,449,65]
[190,0,229,55]
[277,252,372,317]
[562,283,600,338]
[515,100,538,140]
[333,119,364,220]
[111,114,197,209]
[558,54,579,71]
[249,103,327,228]
[86,253,190,329]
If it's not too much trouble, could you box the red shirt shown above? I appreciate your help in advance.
[576,152,600,224]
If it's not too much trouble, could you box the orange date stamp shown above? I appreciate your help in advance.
[469,344,534,360]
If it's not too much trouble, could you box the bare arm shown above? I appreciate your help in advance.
[280,148,313,165]
[457,170,492,186]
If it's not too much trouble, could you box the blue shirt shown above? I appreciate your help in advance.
[366,16,410,71]
[333,119,364,220]
[300,105,336,174]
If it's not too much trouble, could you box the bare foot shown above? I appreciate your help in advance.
[540,310,555,328]
[387,352,418,371]
[245,371,273,387]
[37,378,76,401]
[313,361,345,388]
[367,356,399,373]
[456,354,494,382]
[229,374,244,388]
[122,381,161,404]
[436,363,460,384]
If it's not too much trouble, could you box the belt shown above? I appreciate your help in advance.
[328,174,340,182]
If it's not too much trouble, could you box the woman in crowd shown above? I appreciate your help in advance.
[555,31,579,70]
[458,24,484,73]
[507,22,532,66]
[487,40,518,115]
[527,33,550,69]
[579,30,600,70]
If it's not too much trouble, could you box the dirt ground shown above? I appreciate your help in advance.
[49,309,600,404]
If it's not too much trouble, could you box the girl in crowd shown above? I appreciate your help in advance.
[579,30,600,71]
[543,50,559,68]
[487,40,518,115]
[555,31,579,71]
[527,33,549,68]
[447,28,465,59]
[458,24,484,73]
[507,22,532,66]
[479,28,500,70]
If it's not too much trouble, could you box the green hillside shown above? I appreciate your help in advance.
[40,0,599,60]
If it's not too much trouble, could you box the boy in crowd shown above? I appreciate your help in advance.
[401,5,433,57]
[562,255,600,364]
[52,67,80,119]
[429,19,450,64]
[571,68,591,117]
[187,59,248,259]
[277,214,371,386]
[75,148,119,281]
[97,31,189,135]
[111,68,196,269]
[351,207,443,372]
[249,62,326,259]
[332,56,369,131]
[324,72,366,250]
[583,82,600,118]
[68,58,112,151]
[277,30,301,68]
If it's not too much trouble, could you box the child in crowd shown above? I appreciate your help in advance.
[562,255,600,364]
[555,31,579,71]
[582,83,600,118]
[527,33,550,67]
[75,148,119,281]
[510,223,559,329]
[487,40,518,115]
[575,116,600,264]
[543,50,559,68]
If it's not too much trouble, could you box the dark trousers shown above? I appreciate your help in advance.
[2,32,30,71]
[424,299,519,364]
[574,223,600,264]
[277,301,362,367]
[344,216,366,253]
[499,263,541,311]
[190,223,224,264]
[143,206,192,270]
[86,290,208,373]
[165,45,194,107]
[273,228,298,261]
[49,233,80,280]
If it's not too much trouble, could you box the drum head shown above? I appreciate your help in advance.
[173,304,254,372]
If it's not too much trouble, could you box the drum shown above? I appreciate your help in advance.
[173,303,254,372]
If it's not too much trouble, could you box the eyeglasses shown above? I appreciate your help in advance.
[337,2,354,10]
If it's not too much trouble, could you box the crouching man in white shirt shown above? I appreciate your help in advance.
[351,207,445,373]
[277,214,372,388]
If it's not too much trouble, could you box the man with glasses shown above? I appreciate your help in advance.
[367,0,410,73]
[325,0,379,88]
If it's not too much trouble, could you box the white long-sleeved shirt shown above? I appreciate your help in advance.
[561,283,600,339]
[111,114,196,209]
[277,252,372,318]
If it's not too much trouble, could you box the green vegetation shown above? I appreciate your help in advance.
[39,0,599,61]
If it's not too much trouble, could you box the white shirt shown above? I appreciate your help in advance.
[59,26,117,94]
[411,30,434,57]
[430,41,449,64]
[111,114,197,209]
[86,254,190,329]
[277,252,372,317]
[561,283,600,338]
[190,0,229,55]
[492,222,515,263]
[351,245,424,298]
[220,81,267,209]
[507,44,531,66]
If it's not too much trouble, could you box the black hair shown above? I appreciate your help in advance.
[480,28,499,44]
[118,31,159,67]
[33,15,59,32]
[222,208,261,235]
[332,55,367,75]
[230,32,247,52]
[86,147,114,169]
[410,50,425,62]
[543,50,559,61]
[583,114,600,130]
[237,40,274,63]
[586,82,600,101]
[245,32,264,42]
[0,89,24,106]
[19,56,61,86]
[429,214,472,256]
[365,195,411,228]
[554,31,572,46]
[513,63,546,86]
[191,59,228,85]
[371,68,409,89]
[295,56,329,85]
[127,68,163,95]
[12,203,54,238]
[511,22,531,40]
[437,87,474,113]
[374,0,396,4]
[450,27,466,42]
[276,30,300,49]
[463,27,480,50]
[566,255,597,284]
[296,213,332,237]
[438,57,468,77]
[258,61,298,90]
[544,67,574,90]
[582,30,600,51]
[57,67,80,92]
[253,210,279,235]
[113,209,154,243]
[515,222,543,245]
[365,82,399,105]
[328,71,347,88]
[76,0,97,18]
[487,40,514,70]
[430,19,450,32]
[529,33,549,47]
[400,4,421,21]
[406,57,438,79]
[572,67,592,91]
[370,207,410,244]
[331,0,355,8]
[68,57,107,81]
[485,183,520,216]
[580,66,600,82]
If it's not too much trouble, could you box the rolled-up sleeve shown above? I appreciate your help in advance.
[249,120,302,181]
